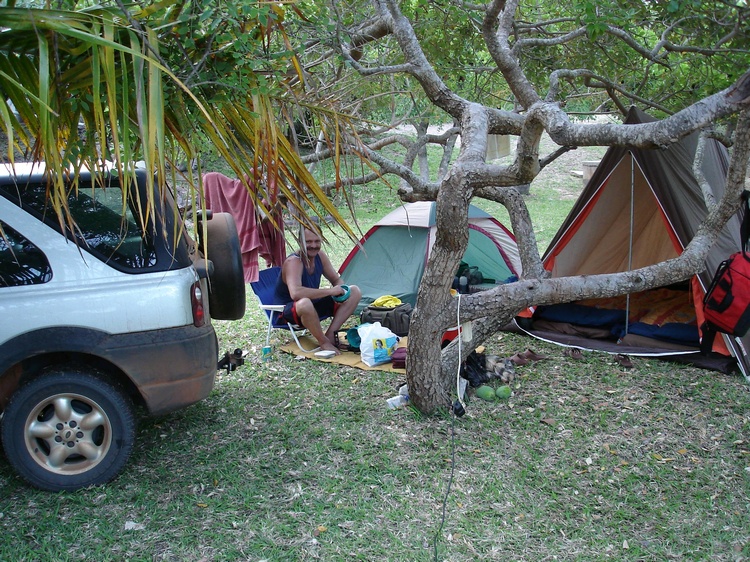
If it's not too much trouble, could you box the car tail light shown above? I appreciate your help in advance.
[191,281,205,327]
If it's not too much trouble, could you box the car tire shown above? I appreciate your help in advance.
[1,368,136,492]
[201,212,246,320]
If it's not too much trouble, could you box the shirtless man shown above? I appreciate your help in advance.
[275,228,361,355]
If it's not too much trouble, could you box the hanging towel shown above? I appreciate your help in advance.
[202,172,261,283]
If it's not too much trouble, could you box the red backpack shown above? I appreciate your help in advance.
[701,191,750,352]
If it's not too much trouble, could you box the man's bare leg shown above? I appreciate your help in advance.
[295,298,340,354]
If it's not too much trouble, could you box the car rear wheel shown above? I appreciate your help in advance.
[1,369,136,492]
[199,212,246,320]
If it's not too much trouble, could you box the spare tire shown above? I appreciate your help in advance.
[199,212,246,320]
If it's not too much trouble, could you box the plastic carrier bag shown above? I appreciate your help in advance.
[358,322,399,366]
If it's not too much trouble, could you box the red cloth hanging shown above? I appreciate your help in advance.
[202,172,261,283]
[257,174,287,268]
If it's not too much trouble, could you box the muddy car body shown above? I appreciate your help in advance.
[0,164,244,491]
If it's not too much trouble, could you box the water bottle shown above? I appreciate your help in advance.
[386,394,409,409]
[459,275,468,294]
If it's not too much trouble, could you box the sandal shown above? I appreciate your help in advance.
[615,354,633,368]
[521,348,548,361]
[564,348,584,360]
[509,353,529,366]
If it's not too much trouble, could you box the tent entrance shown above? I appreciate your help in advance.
[341,226,429,310]
[548,155,680,277]
[534,154,701,355]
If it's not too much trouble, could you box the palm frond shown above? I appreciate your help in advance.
[0,5,359,242]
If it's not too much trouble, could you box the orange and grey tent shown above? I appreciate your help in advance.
[518,107,748,376]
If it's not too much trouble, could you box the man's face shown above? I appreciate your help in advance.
[304,229,322,256]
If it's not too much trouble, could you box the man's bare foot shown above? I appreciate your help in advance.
[319,341,340,355]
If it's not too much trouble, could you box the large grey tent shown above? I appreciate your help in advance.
[517,107,749,376]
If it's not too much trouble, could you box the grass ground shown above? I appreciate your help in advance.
[1,132,748,561]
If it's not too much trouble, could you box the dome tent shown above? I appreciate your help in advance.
[339,201,521,313]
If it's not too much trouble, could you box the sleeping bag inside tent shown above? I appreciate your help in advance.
[339,201,521,312]
[516,107,749,375]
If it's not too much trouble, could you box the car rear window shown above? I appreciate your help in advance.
[8,179,158,270]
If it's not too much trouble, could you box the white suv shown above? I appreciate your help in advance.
[0,164,245,491]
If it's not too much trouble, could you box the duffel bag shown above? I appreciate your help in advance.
[701,251,750,352]
[360,302,413,337]
[700,190,750,352]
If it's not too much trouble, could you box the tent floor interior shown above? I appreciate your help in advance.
[507,319,738,374]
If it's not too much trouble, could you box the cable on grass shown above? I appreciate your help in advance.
[432,407,457,562]
[432,293,463,561]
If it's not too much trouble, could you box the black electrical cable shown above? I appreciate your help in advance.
[433,293,464,561]
[432,405,457,562]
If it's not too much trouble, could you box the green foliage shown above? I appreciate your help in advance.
[507,0,750,114]
[138,0,296,98]
[315,0,750,123]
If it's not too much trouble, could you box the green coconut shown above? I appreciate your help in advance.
[475,385,497,401]
[495,385,512,399]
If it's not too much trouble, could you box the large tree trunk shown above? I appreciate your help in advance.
[406,106,489,413]
[406,181,471,412]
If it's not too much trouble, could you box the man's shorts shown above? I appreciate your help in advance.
[281,297,336,327]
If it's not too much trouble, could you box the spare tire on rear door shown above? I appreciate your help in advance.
[199,212,246,320]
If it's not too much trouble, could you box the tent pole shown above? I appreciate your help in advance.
[625,153,636,336]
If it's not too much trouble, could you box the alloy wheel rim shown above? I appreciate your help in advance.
[23,392,112,476]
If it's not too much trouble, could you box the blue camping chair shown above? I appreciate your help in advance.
[250,267,329,352]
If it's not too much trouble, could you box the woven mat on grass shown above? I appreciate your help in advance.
[278,334,407,373]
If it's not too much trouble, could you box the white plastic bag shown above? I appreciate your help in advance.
[358,322,399,366]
